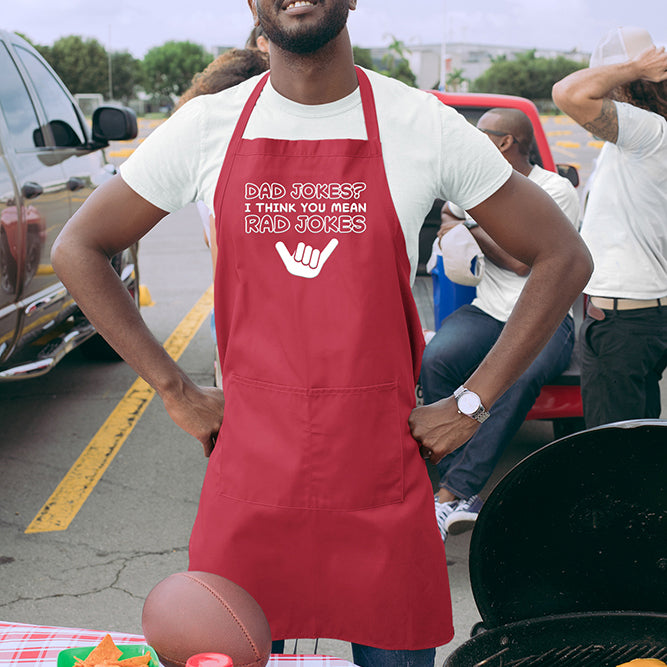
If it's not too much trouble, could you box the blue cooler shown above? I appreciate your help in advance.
[431,254,476,329]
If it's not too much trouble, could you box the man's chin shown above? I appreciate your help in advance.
[273,32,336,54]
[259,3,349,55]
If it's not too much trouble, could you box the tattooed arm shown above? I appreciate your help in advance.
[552,46,667,143]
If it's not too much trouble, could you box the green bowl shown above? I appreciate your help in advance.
[57,643,159,667]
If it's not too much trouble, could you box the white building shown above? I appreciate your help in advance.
[368,42,590,90]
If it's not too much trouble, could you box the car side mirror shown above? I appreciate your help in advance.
[556,164,579,188]
[91,105,138,144]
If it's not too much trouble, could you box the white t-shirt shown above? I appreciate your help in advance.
[580,101,667,299]
[449,164,580,322]
[120,68,512,284]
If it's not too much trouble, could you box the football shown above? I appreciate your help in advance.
[142,571,272,667]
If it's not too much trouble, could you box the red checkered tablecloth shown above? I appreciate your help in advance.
[0,622,357,666]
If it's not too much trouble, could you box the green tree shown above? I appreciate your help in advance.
[378,36,417,88]
[445,68,467,92]
[110,51,143,103]
[472,50,585,100]
[36,35,108,95]
[142,40,213,99]
[352,46,376,70]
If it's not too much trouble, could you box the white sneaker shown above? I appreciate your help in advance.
[444,495,483,535]
[434,495,459,543]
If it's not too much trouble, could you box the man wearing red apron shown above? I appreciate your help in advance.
[52,1,593,665]
[188,66,450,663]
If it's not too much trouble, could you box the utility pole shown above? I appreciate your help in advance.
[107,25,113,101]
[439,0,447,90]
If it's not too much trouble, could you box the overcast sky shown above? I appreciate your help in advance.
[5,0,666,58]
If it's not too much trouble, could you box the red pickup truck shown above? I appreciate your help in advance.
[418,91,584,439]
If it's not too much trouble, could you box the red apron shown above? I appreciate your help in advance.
[189,68,453,650]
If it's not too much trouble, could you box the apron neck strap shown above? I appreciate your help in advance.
[355,66,380,142]
[228,66,380,152]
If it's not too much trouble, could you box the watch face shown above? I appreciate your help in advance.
[458,392,481,415]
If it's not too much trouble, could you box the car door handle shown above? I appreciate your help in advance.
[21,181,44,199]
[67,177,86,191]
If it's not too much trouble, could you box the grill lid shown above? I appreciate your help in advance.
[469,420,667,628]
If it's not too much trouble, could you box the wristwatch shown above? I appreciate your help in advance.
[462,219,478,230]
[454,385,490,423]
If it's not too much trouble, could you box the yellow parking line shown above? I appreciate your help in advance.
[36,264,55,276]
[25,284,214,533]
[108,148,135,158]
[556,140,581,148]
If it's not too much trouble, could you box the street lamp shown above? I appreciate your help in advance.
[107,25,113,101]
[439,0,447,90]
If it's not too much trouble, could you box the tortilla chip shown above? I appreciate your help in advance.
[118,653,152,666]
[81,635,122,665]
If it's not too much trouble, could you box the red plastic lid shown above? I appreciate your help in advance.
[186,654,233,667]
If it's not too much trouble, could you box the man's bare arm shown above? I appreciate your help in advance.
[439,202,529,275]
[552,46,667,143]
[468,224,531,276]
[410,171,592,462]
[52,175,224,456]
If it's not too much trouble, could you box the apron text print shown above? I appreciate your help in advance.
[244,181,368,278]
[244,180,368,234]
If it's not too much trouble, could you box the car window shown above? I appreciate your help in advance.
[453,104,543,168]
[0,43,42,152]
[454,106,488,127]
[15,46,86,148]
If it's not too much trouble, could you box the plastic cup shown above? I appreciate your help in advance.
[185,653,234,667]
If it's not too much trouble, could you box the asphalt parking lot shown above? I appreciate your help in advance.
[0,114,663,665]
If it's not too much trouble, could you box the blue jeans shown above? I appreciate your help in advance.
[420,304,574,499]
[271,641,434,667]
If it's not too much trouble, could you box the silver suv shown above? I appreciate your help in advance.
[0,30,138,379]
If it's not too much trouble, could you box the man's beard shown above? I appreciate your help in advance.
[257,1,350,55]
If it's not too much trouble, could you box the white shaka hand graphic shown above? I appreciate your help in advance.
[275,239,339,278]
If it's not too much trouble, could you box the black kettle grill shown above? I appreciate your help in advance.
[445,420,667,667]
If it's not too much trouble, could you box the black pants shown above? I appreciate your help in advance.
[580,306,667,428]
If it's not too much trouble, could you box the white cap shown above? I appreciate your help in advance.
[589,27,654,68]
[438,224,485,287]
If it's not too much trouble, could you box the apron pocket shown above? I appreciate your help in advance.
[307,382,405,510]
[216,374,405,510]
[216,374,310,508]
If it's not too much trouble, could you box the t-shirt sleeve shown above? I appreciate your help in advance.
[435,104,513,210]
[540,175,580,227]
[119,99,204,212]
[615,101,666,158]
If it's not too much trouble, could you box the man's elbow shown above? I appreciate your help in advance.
[51,226,82,281]
[551,79,579,116]
[567,238,594,291]
[50,232,68,277]
[551,81,566,112]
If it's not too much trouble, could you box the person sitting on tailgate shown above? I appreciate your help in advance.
[420,108,580,541]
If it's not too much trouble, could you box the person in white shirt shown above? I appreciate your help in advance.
[50,2,592,664]
[553,27,667,428]
[421,108,581,540]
